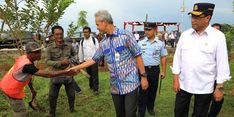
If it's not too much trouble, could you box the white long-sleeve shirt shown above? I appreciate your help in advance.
[172,25,231,94]
[79,36,99,62]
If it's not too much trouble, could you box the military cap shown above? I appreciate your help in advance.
[188,3,215,16]
[144,22,156,30]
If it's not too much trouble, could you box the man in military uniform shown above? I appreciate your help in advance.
[138,22,167,117]
[46,25,76,117]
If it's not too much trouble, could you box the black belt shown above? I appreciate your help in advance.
[144,65,159,69]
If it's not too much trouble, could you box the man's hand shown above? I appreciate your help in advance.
[60,59,70,65]
[213,88,224,101]
[65,69,77,76]
[141,77,148,90]
[68,66,79,71]
[160,72,166,79]
[173,74,180,93]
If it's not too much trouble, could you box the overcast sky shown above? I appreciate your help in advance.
[1,0,234,35]
[59,0,234,34]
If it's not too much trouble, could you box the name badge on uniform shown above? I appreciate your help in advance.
[142,44,147,46]
[115,52,120,61]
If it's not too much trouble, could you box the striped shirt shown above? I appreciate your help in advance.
[92,28,141,95]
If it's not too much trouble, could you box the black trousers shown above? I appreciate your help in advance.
[174,89,212,117]
[49,79,75,117]
[73,81,82,92]
[112,88,138,117]
[86,63,99,91]
[138,66,160,117]
[171,39,175,48]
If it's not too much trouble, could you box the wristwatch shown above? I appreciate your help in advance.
[140,73,147,77]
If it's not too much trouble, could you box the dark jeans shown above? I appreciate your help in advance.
[86,63,99,91]
[171,39,175,48]
[174,89,212,117]
[49,79,75,117]
[138,66,160,117]
[112,88,138,117]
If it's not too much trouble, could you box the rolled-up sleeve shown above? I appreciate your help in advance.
[216,34,231,83]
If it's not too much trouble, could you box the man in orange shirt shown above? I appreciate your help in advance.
[0,42,75,117]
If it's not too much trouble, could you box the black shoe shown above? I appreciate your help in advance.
[49,111,55,117]
[70,108,76,113]
[76,90,82,94]
[148,109,156,116]
[94,91,99,95]
[75,88,81,93]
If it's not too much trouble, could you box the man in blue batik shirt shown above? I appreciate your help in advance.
[69,10,148,117]
[138,22,167,117]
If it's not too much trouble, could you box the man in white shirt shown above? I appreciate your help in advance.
[172,3,231,117]
[79,26,99,95]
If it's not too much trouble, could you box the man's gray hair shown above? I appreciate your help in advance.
[95,10,113,24]
[25,42,42,54]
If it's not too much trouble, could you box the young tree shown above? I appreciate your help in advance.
[67,10,88,37]
[0,0,74,54]
[67,21,79,37]
[222,24,234,57]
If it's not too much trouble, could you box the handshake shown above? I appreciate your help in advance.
[68,57,90,78]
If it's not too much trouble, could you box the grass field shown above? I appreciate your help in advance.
[0,51,233,117]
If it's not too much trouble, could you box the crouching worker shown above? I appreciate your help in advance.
[0,42,76,117]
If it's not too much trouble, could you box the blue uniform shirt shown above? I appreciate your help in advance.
[138,37,168,66]
[92,28,141,95]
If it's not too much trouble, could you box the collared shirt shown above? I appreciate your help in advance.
[79,36,99,62]
[92,28,141,95]
[172,25,231,94]
[138,37,168,66]
[46,42,75,70]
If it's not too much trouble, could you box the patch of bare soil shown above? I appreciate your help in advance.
[230,53,234,60]
[232,88,234,96]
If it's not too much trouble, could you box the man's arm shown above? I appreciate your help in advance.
[172,35,182,93]
[28,80,36,96]
[136,55,148,90]
[213,34,231,101]
[23,64,74,78]
[68,59,96,71]
[34,69,72,78]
